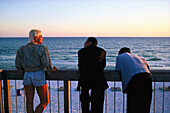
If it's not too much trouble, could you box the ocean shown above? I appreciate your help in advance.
[0,37,170,113]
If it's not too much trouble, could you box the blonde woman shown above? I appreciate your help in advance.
[15,29,56,113]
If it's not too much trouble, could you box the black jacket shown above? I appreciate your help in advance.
[78,45,108,90]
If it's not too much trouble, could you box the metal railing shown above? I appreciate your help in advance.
[0,70,170,113]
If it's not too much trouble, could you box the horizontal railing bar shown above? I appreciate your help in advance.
[1,70,170,82]
[151,70,170,82]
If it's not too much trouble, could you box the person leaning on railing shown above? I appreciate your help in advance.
[77,37,109,113]
[15,29,57,113]
[115,47,152,113]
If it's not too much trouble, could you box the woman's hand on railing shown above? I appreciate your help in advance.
[52,66,57,71]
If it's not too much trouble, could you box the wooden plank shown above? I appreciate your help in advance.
[64,80,70,113]
[151,70,170,82]
[105,70,121,81]
[3,70,23,80]
[47,70,80,80]
[3,79,11,113]
[2,70,170,82]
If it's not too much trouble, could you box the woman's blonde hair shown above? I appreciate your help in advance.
[29,29,41,42]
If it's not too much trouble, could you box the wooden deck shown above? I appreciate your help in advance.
[0,70,170,113]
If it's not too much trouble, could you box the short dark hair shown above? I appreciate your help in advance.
[87,37,98,46]
[118,47,131,55]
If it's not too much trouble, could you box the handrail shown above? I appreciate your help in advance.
[0,69,170,113]
[1,69,170,81]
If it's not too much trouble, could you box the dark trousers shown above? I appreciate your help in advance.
[80,87,105,113]
[127,73,152,113]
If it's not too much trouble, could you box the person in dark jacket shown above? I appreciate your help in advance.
[77,37,108,113]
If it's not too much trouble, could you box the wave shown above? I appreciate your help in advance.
[0,56,15,61]
[148,58,162,61]
[52,60,78,65]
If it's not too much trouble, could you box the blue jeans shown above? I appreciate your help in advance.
[23,70,46,87]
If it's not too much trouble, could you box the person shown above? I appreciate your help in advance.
[77,37,108,113]
[115,47,152,113]
[15,29,57,113]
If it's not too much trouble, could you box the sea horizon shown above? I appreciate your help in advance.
[1,37,170,70]
[1,36,170,38]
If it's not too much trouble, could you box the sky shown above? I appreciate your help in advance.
[0,0,170,37]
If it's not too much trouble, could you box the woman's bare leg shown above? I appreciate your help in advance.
[24,85,35,113]
[35,84,49,113]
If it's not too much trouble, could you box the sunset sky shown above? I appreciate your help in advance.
[0,0,170,37]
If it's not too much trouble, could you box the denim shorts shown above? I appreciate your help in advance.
[23,70,47,87]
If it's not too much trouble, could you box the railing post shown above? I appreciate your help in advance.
[3,72,11,113]
[64,80,70,113]
[0,69,3,113]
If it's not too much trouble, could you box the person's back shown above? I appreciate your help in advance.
[117,52,150,72]
[78,45,107,89]
[115,47,152,113]
[15,29,56,113]
[117,52,151,91]
[16,43,51,72]
[78,37,108,113]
